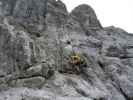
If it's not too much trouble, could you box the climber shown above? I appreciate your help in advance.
[63,40,73,56]
[59,39,87,74]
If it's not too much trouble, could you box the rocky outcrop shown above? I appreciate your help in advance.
[0,0,133,100]
[71,4,102,33]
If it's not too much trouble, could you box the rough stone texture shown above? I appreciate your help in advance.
[0,0,133,100]
[71,4,102,34]
[13,76,45,88]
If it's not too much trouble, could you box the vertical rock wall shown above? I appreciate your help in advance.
[0,0,133,100]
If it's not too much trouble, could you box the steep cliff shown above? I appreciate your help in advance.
[0,0,133,100]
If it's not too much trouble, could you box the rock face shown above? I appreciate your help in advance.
[0,0,133,100]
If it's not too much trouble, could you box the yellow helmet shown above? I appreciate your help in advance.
[71,53,81,64]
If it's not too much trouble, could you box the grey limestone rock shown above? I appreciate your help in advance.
[0,0,133,100]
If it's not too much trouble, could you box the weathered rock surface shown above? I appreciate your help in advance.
[0,0,133,100]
